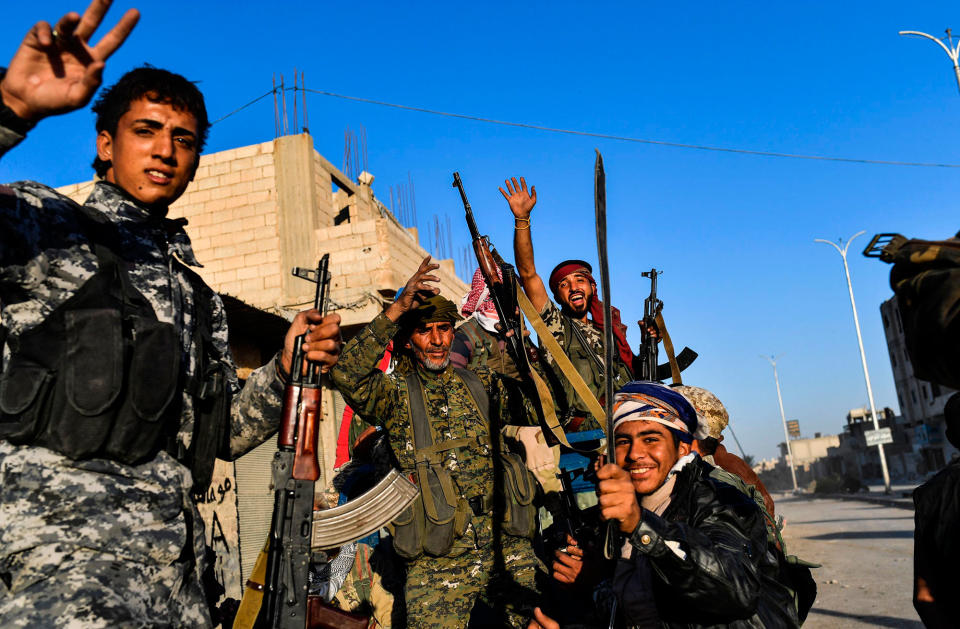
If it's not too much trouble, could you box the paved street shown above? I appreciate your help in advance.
[777,494,921,628]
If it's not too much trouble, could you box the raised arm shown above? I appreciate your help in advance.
[501,177,549,311]
[1,1,138,127]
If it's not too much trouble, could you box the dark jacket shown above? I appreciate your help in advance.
[913,458,960,627]
[610,457,799,628]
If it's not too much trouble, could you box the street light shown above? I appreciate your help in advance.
[898,29,960,94]
[761,354,798,493]
[815,231,892,494]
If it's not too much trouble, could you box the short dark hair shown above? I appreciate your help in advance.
[91,66,209,177]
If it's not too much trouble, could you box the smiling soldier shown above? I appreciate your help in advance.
[331,256,545,628]
[502,177,634,432]
[530,382,799,629]
[0,2,341,626]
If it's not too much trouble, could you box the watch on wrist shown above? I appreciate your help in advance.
[0,68,37,136]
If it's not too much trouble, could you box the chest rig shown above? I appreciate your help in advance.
[388,368,537,560]
[0,205,230,488]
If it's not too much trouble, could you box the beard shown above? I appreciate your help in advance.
[560,290,592,318]
[413,345,451,371]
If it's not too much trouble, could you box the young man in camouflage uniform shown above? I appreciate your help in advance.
[331,257,544,628]
[502,177,634,432]
[0,3,342,626]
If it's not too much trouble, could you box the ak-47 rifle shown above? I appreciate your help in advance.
[257,255,330,629]
[638,268,698,383]
[638,268,662,381]
[453,172,529,375]
[237,257,418,629]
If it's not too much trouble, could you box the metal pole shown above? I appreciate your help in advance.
[815,232,892,493]
[899,29,960,94]
[763,354,799,492]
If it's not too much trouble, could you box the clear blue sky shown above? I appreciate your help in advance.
[3,2,959,461]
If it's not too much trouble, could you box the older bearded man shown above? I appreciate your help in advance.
[331,257,546,628]
[531,382,799,629]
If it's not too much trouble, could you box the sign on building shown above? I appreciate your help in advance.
[865,427,894,447]
[786,419,801,439]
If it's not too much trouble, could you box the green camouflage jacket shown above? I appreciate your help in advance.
[331,312,535,553]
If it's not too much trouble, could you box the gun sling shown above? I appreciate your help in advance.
[516,285,606,451]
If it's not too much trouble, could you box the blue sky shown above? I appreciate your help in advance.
[3,2,959,461]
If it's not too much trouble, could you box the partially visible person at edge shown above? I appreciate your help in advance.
[452,266,531,380]
[913,392,960,627]
[331,256,545,628]
[675,385,776,518]
[0,3,341,626]
[503,177,634,432]
[530,382,800,629]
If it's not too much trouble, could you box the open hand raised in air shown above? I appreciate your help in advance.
[386,256,441,322]
[499,177,537,218]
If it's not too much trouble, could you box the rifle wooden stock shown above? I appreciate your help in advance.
[473,239,501,287]
[278,382,302,449]
[292,385,322,481]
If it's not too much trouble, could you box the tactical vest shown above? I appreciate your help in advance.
[0,206,230,488]
[388,368,537,560]
[457,318,521,380]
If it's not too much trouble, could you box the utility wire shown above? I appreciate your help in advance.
[212,86,960,169]
[210,89,276,126]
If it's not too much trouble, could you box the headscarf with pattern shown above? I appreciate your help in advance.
[612,381,707,444]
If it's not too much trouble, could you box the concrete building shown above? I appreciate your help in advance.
[58,133,469,606]
[880,297,957,473]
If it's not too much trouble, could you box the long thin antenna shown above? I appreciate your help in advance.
[301,71,309,133]
[272,74,279,138]
[280,75,288,135]
[293,69,298,133]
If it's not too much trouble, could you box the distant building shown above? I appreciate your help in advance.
[880,297,957,473]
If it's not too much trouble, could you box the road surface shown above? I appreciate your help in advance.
[777,494,921,628]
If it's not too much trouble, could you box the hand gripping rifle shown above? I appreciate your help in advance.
[258,254,331,629]
[240,257,418,629]
[638,268,698,384]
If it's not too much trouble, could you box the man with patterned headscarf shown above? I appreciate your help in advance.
[532,382,799,629]
[332,256,545,628]
[502,177,634,432]
[450,266,523,379]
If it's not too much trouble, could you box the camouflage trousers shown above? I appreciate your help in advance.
[0,546,210,628]
[333,542,405,628]
[404,533,543,629]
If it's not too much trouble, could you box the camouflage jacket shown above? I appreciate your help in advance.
[538,299,632,429]
[331,313,534,552]
[0,123,284,592]
[451,316,520,380]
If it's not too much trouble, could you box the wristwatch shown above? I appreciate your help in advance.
[0,68,37,135]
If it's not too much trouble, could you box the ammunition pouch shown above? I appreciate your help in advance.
[0,244,180,465]
[389,369,538,560]
[0,207,230,484]
[500,450,537,538]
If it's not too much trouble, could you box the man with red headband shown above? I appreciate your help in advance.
[502,177,634,431]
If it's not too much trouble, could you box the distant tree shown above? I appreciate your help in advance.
[742,454,755,467]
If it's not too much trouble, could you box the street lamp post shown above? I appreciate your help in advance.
[762,354,799,492]
[898,29,960,94]
[815,231,892,494]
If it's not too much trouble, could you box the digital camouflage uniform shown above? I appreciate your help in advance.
[331,313,544,628]
[538,300,632,431]
[0,124,285,627]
